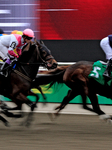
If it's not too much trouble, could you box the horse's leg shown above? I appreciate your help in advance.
[36,86,46,100]
[0,101,23,118]
[29,87,47,105]
[28,89,46,106]
[0,115,10,127]
[48,89,71,120]
[1,103,21,111]
[1,109,22,118]
[15,93,36,126]
[28,91,39,107]
[81,86,111,120]
[1,103,23,118]
[11,92,36,112]
[55,89,73,113]
[88,92,111,120]
[49,89,78,120]
[80,92,101,113]
[36,86,47,105]
[55,88,97,115]
[2,92,37,125]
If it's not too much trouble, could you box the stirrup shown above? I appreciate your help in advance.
[0,71,8,77]
[103,71,112,79]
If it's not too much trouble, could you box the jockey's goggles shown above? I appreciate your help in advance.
[25,36,33,40]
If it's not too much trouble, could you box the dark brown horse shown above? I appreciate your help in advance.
[31,61,112,122]
[0,39,58,126]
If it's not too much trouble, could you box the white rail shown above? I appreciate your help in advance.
[39,62,75,71]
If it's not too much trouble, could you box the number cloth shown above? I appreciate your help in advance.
[88,60,112,86]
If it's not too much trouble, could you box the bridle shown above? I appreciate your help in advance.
[13,41,54,81]
[33,39,54,68]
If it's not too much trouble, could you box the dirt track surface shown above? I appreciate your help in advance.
[0,113,112,150]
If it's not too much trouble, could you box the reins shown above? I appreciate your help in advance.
[19,62,45,65]
[13,69,32,82]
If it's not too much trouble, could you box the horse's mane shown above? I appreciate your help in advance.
[19,43,36,63]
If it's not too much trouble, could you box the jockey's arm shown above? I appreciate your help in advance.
[16,48,22,56]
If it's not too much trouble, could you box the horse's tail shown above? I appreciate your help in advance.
[47,70,65,89]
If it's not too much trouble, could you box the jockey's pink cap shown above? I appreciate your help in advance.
[23,28,34,38]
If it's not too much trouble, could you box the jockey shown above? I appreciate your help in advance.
[0,28,34,76]
[0,28,4,36]
[100,35,112,78]
[11,30,18,34]
[0,28,7,37]
[11,30,23,55]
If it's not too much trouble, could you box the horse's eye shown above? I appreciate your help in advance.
[49,50,51,54]
[39,46,42,49]
[42,50,47,57]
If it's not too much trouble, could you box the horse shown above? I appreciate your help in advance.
[0,39,58,126]
[31,61,112,122]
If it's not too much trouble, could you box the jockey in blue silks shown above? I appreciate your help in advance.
[100,35,112,78]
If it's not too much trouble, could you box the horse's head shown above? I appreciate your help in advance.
[36,40,58,69]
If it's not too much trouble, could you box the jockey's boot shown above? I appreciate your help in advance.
[103,58,112,79]
[0,62,8,77]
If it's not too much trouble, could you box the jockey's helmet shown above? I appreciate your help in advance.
[11,30,18,34]
[0,28,4,34]
[23,28,34,38]
[16,31,23,35]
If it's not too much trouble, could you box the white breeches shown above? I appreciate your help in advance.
[100,37,112,60]
[0,41,8,59]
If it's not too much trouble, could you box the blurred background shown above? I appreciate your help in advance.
[1,0,112,62]
[0,0,39,37]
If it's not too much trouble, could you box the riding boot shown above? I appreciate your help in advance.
[0,62,8,77]
[0,59,11,77]
[103,58,112,79]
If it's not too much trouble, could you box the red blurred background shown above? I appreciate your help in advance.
[39,0,112,40]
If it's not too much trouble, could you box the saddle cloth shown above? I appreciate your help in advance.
[88,60,112,86]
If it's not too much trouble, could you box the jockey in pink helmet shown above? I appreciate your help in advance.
[23,28,34,38]
[0,28,34,77]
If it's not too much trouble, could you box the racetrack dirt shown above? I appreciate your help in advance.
[0,113,112,150]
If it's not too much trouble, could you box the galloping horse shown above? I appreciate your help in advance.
[0,39,58,126]
[32,61,112,121]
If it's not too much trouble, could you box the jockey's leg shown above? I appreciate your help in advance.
[0,62,9,77]
[0,58,13,77]
[103,58,112,78]
[0,51,5,60]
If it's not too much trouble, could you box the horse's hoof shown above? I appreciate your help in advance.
[25,122,31,128]
[48,113,56,121]
[99,114,111,120]
[31,103,37,111]
[106,119,112,124]
[4,122,10,127]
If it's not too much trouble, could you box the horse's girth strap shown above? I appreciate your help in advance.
[13,70,32,82]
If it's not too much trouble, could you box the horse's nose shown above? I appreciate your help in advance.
[47,62,58,69]
[52,63,58,69]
